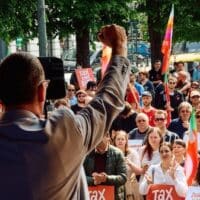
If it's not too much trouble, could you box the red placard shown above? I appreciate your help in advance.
[147,184,185,200]
[75,68,95,89]
[88,185,114,200]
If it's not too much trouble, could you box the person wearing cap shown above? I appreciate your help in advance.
[71,90,87,114]
[141,91,157,126]
[189,90,200,110]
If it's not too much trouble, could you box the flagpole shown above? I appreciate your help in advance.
[161,5,174,125]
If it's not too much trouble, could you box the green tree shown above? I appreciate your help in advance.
[0,0,37,44]
[137,0,200,63]
[45,0,135,67]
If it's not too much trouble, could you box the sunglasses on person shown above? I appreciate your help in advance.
[68,89,75,92]
[155,118,165,122]
[180,110,190,113]
[137,119,146,123]
[168,81,176,85]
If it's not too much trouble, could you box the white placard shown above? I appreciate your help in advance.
[128,139,143,152]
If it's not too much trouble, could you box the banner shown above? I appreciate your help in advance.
[75,68,95,89]
[147,184,185,200]
[88,185,114,200]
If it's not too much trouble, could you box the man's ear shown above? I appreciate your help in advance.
[37,84,46,102]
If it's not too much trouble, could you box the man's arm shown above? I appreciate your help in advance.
[73,25,130,152]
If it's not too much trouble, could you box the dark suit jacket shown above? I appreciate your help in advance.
[84,145,127,200]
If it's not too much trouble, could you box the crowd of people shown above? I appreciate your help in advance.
[42,57,200,199]
[53,52,200,199]
[0,24,199,199]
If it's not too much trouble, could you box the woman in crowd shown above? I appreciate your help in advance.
[139,127,163,172]
[113,130,143,200]
[139,142,188,198]
[172,139,186,167]
[168,101,192,139]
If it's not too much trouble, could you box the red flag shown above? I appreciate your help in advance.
[101,45,112,78]
[161,5,174,74]
[185,109,199,185]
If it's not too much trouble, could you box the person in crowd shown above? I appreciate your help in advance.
[113,130,143,200]
[172,61,191,81]
[191,81,200,91]
[176,71,191,98]
[153,75,184,119]
[129,72,144,107]
[129,113,151,142]
[85,81,97,97]
[188,90,200,110]
[165,75,184,119]
[0,24,130,199]
[141,91,156,126]
[71,89,87,114]
[138,127,163,179]
[111,101,137,134]
[168,101,192,139]
[84,133,127,200]
[149,59,164,88]
[54,98,70,109]
[139,142,188,198]
[192,63,200,83]
[65,83,77,106]
[84,81,97,104]
[138,70,155,98]
[172,139,186,167]
[126,82,140,111]
[154,110,179,143]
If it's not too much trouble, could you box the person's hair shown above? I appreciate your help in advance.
[142,127,163,160]
[54,98,69,108]
[0,52,45,106]
[139,70,149,78]
[120,101,132,116]
[136,113,149,122]
[154,59,161,64]
[178,101,192,114]
[177,61,184,66]
[168,74,177,82]
[86,81,97,90]
[195,161,200,185]
[154,110,167,119]
[159,142,172,152]
[173,139,186,148]
[113,130,130,156]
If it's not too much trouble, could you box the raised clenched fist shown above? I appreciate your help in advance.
[98,24,127,57]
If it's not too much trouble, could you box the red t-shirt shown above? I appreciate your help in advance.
[141,108,156,126]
